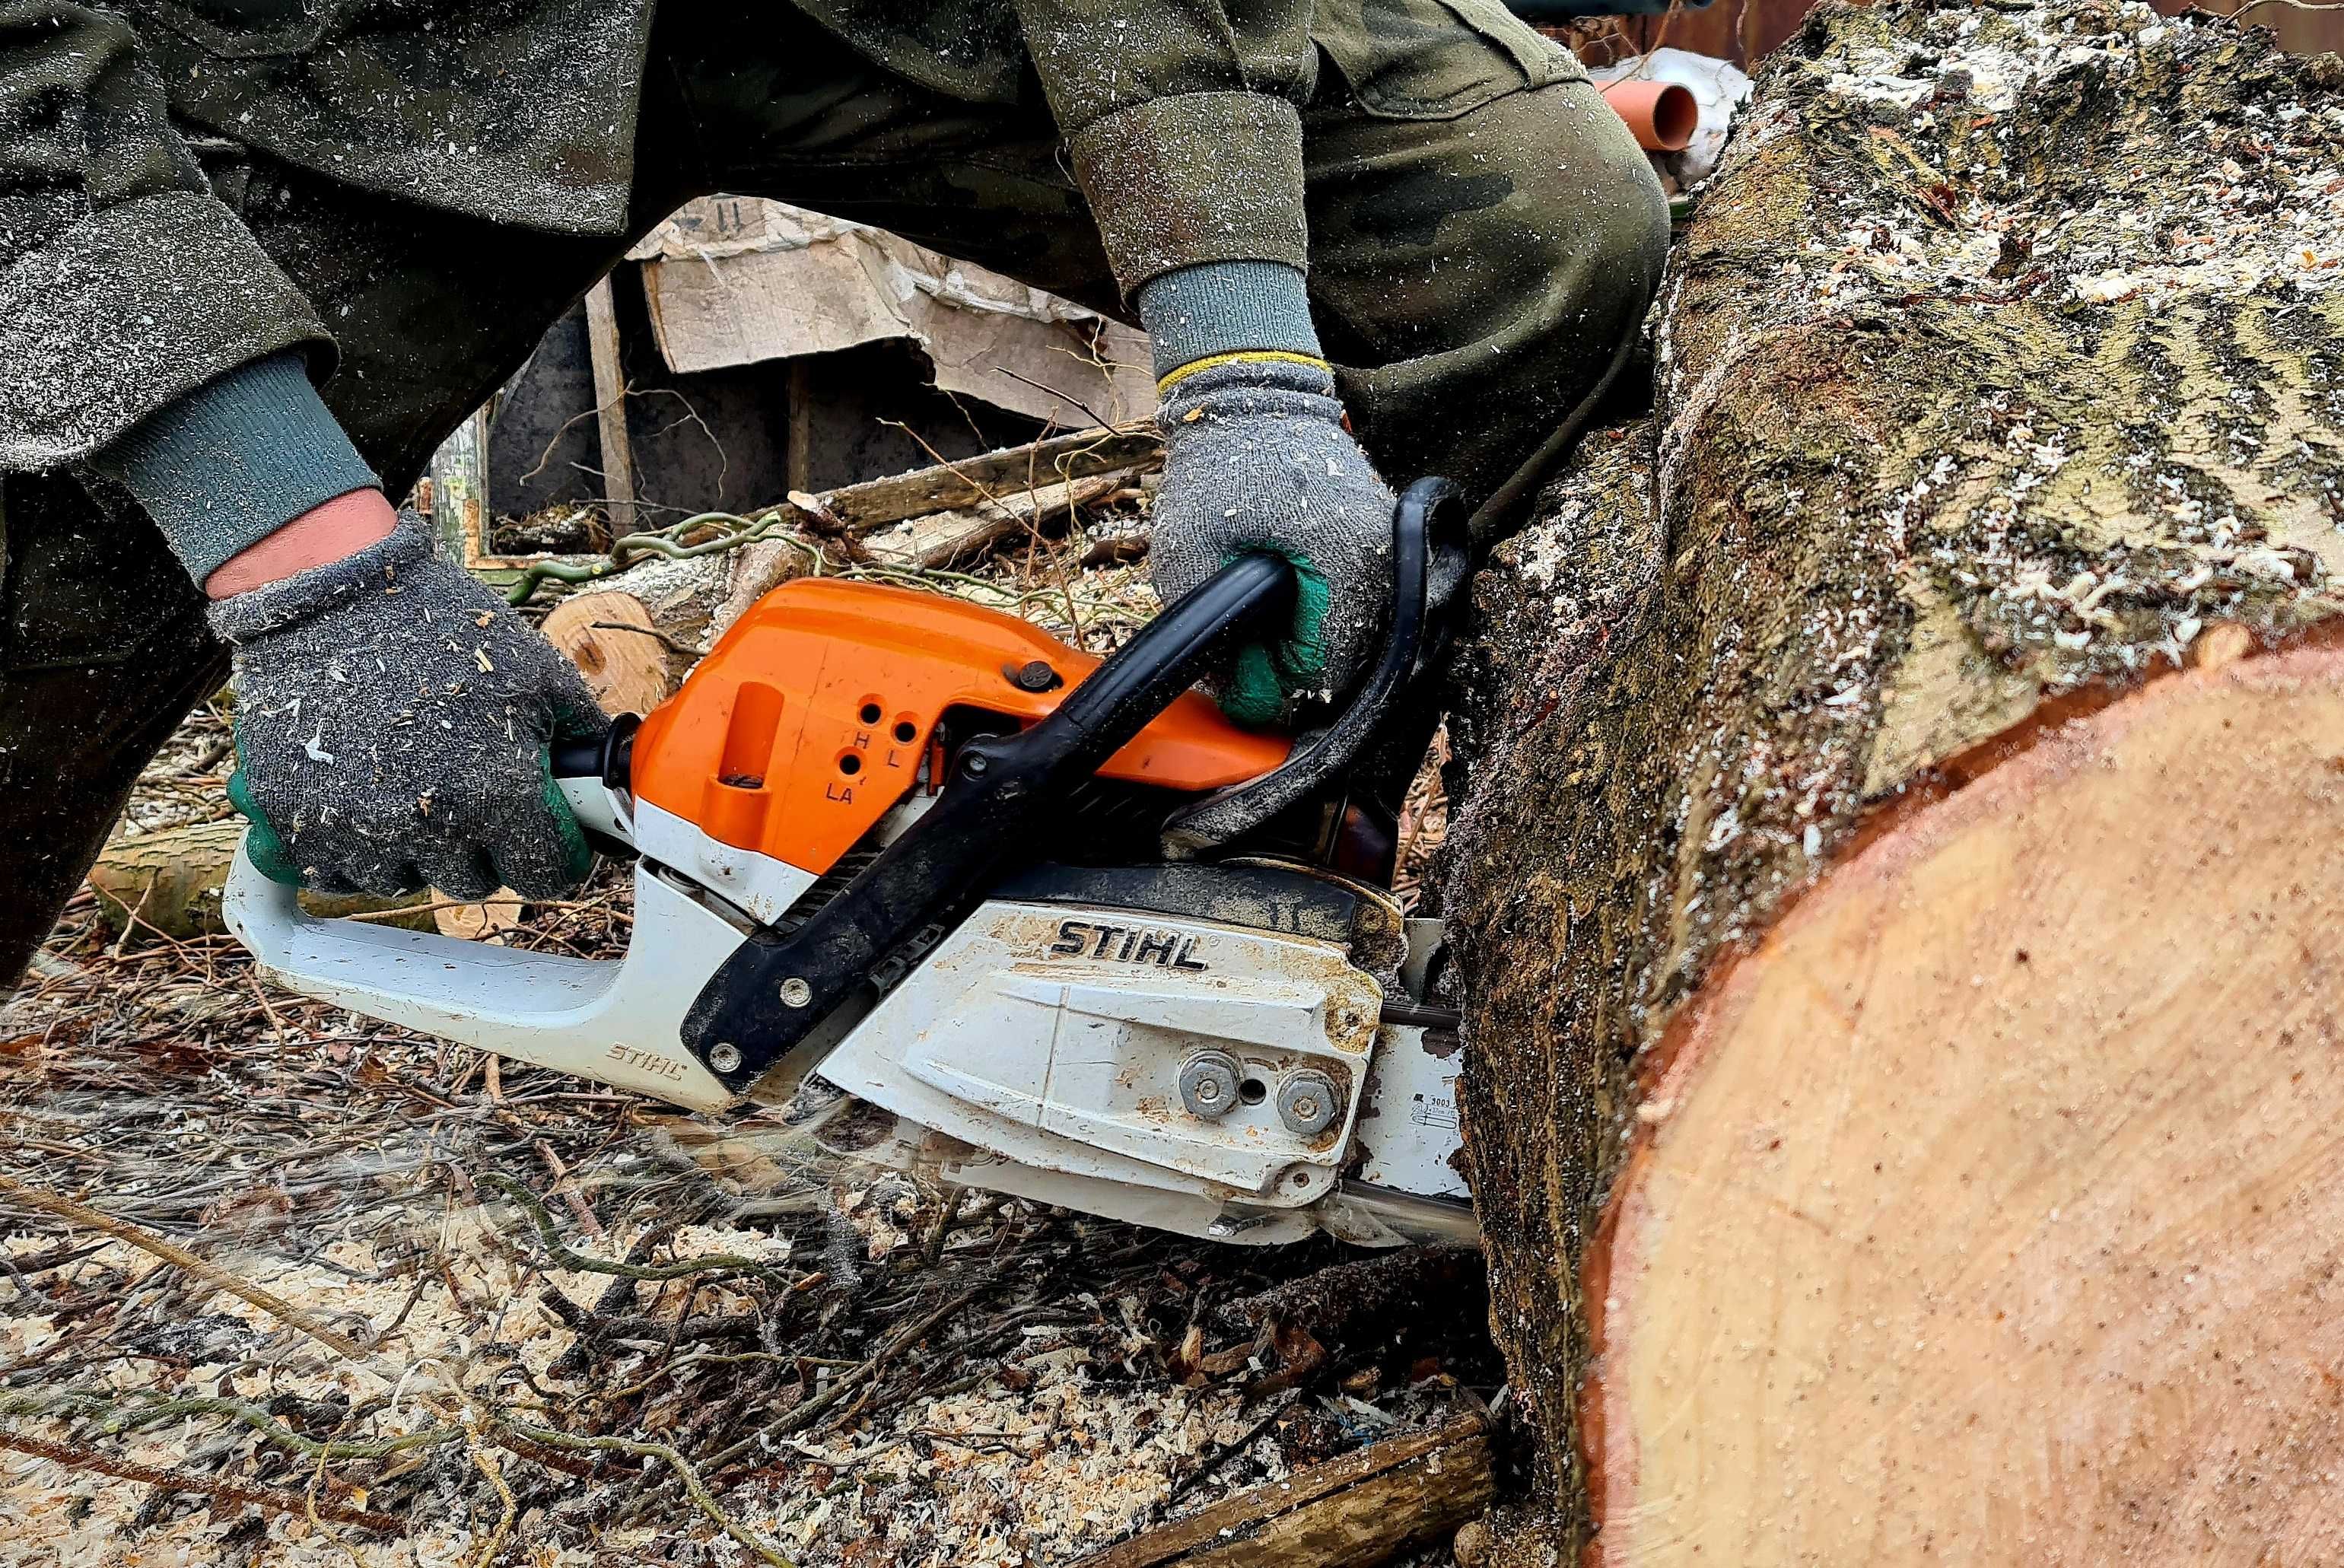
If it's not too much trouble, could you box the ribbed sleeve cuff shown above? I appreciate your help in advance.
[1135,261,1323,383]
[1067,92,1310,299]
[94,352,380,586]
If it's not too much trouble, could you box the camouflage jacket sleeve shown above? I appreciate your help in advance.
[0,2,327,471]
[1008,0,1317,299]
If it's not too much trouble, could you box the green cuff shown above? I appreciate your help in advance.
[1223,550,1331,727]
[536,750,595,887]
[1067,92,1309,300]
[92,353,380,585]
[227,768,301,886]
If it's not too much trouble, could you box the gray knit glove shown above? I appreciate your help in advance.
[215,515,605,900]
[1150,360,1398,725]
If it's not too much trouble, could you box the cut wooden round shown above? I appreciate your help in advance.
[1590,646,2344,1565]
[539,590,673,717]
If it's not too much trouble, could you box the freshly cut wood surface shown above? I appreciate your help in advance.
[540,590,673,716]
[433,892,522,944]
[1591,645,2344,1564]
[1070,1416,1491,1568]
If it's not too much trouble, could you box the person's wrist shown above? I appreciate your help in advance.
[204,488,398,600]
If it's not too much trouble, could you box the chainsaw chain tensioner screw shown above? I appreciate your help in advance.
[1277,1070,1342,1136]
[1178,1050,1242,1120]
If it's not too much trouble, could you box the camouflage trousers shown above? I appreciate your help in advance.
[0,0,1667,983]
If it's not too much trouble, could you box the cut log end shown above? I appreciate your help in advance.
[539,590,676,717]
[1587,645,2344,1565]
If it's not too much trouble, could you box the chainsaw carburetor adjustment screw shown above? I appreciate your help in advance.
[708,1042,743,1074]
[1178,1050,1242,1120]
[1277,1069,1343,1136]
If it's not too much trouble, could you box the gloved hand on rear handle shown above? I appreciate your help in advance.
[216,512,606,900]
[1138,262,1396,727]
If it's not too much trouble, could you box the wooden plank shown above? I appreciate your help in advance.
[787,359,815,494]
[1070,1417,1490,1568]
[584,275,637,536]
[427,406,491,564]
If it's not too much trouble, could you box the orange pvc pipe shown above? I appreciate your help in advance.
[1601,78,1700,154]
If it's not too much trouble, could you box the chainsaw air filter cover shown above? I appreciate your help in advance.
[628,580,1293,883]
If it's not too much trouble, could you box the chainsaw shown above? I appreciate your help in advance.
[224,479,1473,1247]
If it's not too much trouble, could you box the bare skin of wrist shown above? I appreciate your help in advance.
[203,488,399,600]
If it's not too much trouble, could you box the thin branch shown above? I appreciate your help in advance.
[0,1430,405,1534]
[0,1172,374,1364]
[987,364,1114,433]
[481,1173,793,1288]
[503,1420,796,1568]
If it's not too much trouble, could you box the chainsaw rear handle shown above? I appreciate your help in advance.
[679,549,1300,1096]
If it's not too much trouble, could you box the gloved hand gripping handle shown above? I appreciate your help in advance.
[679,552,1299,1096]
[1160,476,1464,857]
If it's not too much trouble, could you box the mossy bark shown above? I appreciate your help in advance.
[1439,0,2344,1553]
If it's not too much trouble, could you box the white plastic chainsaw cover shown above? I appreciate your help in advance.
[819,898,1382,1212]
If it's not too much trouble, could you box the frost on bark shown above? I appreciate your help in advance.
[1442,1,2344,1560]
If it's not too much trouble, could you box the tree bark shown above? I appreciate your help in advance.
[1442,2,2344,1560]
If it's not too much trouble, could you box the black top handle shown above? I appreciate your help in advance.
[679,551,1298,1096]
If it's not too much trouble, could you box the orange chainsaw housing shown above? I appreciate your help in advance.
[629,579,1293,877]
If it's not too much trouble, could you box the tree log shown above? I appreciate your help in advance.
[1442,2,2344,1560]
[539,590,676,716]
[861,471,1125,571]
[1068,1417,1492,1568]
[814,427,1159,532]
[88,821,435,938]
